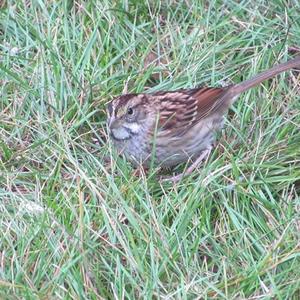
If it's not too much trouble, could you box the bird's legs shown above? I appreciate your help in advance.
[161,148,212,183]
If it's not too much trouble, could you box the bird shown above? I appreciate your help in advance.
[107,56,300,181]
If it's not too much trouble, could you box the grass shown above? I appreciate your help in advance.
[0,0,300,299]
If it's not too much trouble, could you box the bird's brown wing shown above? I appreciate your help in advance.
[154,87,230,137]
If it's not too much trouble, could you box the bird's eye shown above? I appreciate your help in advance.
[127,107,134,115]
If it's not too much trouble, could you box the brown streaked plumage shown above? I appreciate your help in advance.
[107,56,300,175]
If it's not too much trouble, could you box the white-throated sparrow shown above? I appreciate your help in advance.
[107,56,300,179]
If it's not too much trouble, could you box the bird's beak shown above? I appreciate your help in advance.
[108,116,123,132]
[106,102,115,128]
[109,118,124,131]
[108,115,114,128]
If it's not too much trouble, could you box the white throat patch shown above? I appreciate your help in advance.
[124,123,140,134]
[111,123,141,140]
[111,127,130,140]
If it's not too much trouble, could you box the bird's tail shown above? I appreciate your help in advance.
[228,55,300,101]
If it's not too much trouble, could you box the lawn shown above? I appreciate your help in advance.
[0,0,300,299]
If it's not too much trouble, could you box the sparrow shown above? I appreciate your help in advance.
[107,56,300,181]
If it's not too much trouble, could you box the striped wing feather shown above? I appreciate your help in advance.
[154,87,229,137]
